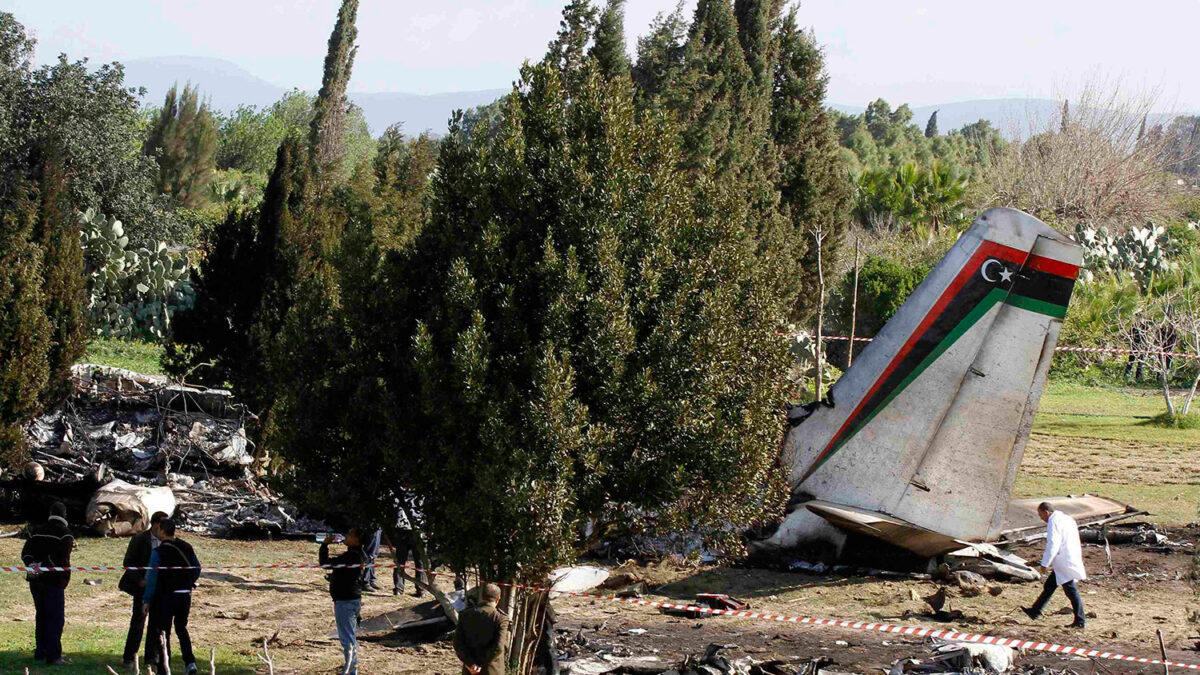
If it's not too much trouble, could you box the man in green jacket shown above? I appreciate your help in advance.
[455,583,509,675]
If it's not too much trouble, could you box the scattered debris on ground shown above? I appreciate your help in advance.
[1,364,324,537]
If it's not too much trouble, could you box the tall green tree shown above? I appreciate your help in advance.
[143,83,218,209]
[591,0,630,79]
[309,0,359,184]
[371,125,437,249]
[925,109,939,138]
[167,0,360,414]
[671,0,755,173]
[381,59,791,670]
[31,151,86,404]
[547,0,600,93]
[772,7,852,320]
[215,104,283,174]
[632,3,688,105]
[0,186,49,465]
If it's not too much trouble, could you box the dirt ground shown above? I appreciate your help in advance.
[1,530,1197,674]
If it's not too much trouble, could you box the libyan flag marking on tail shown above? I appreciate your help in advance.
[802,286,1069,481]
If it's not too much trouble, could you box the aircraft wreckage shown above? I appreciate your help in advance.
[759,208,1138,559]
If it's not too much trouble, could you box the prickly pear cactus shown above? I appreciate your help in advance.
[1073,222,1171,289]
[79,209,195,340]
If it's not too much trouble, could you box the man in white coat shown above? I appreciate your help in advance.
[1022,502,1087,628]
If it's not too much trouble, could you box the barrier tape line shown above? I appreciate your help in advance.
[793,334,1200,361]
[3,561,1197,670]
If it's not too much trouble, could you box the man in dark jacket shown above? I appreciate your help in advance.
[143,518,201,674]
[119,511,169,669]
[455,583,509,675]
[21,501,74,665]
[321,527,367,675]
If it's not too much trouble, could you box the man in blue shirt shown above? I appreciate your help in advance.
[143,518,201,674]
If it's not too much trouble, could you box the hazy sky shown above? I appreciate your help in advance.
[3,0,1196,110]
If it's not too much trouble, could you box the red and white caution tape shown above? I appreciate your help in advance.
[3,560,1197,670]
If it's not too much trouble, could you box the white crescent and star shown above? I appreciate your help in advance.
[980,258,1014,284]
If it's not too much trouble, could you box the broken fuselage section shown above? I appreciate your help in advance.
[762,208,1132,559]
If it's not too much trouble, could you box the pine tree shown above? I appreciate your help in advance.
[591,0,630,79]
[925,109,939,138]
[309,0,359,184]
[772,7,852,321]
[31,150,85,405]
[0,184,49,466]
[143,83,217,209]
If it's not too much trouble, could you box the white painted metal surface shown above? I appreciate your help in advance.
[766,209,1086,556]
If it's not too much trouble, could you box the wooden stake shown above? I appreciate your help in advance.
[848,237,861,368]
[1158,629,1169,675]
[210,646,216,675]
[814,225,826,400]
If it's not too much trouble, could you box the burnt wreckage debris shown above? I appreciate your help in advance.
[1,364,324,537]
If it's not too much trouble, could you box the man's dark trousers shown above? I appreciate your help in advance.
[30,583,65,662]
[123,594,146,663]
[1031,571,1085,625]
[149,593,195,672]
[392,530,428,594]
[362,528,382,588]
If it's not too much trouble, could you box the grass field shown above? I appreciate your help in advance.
[84,338,165,375]
[0,537,278,674]
[1019,379,1200,525]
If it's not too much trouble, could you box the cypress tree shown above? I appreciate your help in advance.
[309,0,359,184]
[672,0,755,173]
[733,0,778,100]
[143,83,217,209]
[772,7,852,321]
[0,185,49,465]
[31,150,86,405]
[632,3,688,106]
[925,109,939,138]
[393,56,790,619]
[591,0,630,79]
[547,0,600,93]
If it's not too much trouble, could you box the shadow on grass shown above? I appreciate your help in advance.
[0,651,258,674]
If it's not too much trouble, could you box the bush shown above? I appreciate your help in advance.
[824,254,932,367]
[1147,411,1200,429]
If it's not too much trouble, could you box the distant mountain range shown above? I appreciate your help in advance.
[121,56,1186,140]
[122,56,507,136]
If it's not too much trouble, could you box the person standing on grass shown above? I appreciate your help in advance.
[119,510,169,670]
[360,525,383,592]
[390,504,428,597]
[321,527,367,675]
[1023,502,1088,629]
[21,501,74,666]
[143,518,201,674]
[454,583,509,675]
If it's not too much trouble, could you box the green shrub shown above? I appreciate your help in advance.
[1147,411,1200,429]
